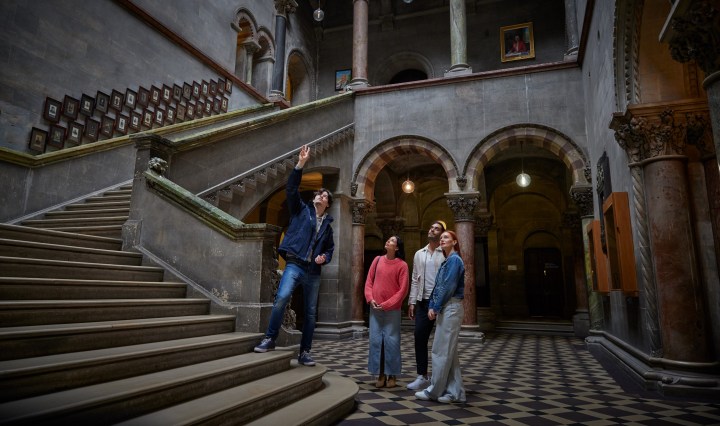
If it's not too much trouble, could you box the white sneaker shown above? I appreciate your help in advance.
[414,390,431,401]
[438,393,466,404]
[407,375,430,390]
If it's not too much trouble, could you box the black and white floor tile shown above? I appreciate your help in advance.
[312,332,720,425]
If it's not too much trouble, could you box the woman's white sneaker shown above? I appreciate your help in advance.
[407,375,430,390]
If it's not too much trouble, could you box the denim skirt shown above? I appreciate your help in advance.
[368,309,402,375]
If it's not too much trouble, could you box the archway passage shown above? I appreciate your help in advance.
[389,69,427,84]
[524,247,564,318]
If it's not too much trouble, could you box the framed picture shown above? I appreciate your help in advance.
[43,97,62,122]
[173,84,182,101]
[142,108,154,128]
[209,80,217,96]
[166,106,176,124]
[221,97,228,112]
[138,87,150,107]
[96,91,110,113]
[186,102,195,119]
[162,84,172,103]
[213,98,220,113]
[150,85,161,105]
[62,95,79,120]
[195,100,204,118]
[217,78,225,94]
[116,113,129,135]
[225,78,232,93]
[67,121,83,144]
[176,103,186,121]
[192,81,201,98]
[110,90,124,111]
[154,106,165,126]
[48,124,66,148]
[125,88,137,110]
[183,82,192,100]
[79,94,95,116]
[29,127,48,152]
[204,99,212,115]
[85,118,100,141]
[201,80,209,97]
[100,116,115,137]
[335,69,351,91]
[500,22,535,62]
[130,111,142,131]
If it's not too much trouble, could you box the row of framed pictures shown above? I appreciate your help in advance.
[31,77,233,153]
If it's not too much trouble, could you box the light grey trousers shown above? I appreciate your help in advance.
[425,298,466,401]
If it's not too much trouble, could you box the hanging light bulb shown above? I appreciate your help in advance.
[516,142,531,187]
[403,0,413,3]
[402,177,415,194]
[313,7,324,21]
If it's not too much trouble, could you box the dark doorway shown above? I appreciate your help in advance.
[389,69,427,84]
[524,248,564,317]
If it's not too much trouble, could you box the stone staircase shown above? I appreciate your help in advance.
[494,319,575,336]
[0,186,357,424]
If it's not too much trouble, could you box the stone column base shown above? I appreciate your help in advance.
[459,323,485,343]
[572,309,590,337]
[476,307,496,332]
[444,65,472,77]
[313,321,357,341]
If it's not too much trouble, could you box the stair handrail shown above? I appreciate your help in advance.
[196,123,354,199]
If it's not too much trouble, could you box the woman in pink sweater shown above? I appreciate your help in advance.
[364,235,409,388]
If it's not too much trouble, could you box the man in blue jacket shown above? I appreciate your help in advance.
[254,144,335,366]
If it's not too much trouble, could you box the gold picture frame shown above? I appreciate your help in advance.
[500,22,535,63]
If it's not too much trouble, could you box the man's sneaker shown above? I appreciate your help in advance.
[254,337,275,353]
[298,351,316,366]
[438,393,465,404]
[414,390,431,401]
[407,375,430,390]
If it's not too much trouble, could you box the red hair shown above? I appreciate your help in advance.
[442,230,461,257]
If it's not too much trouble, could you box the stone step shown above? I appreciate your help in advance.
[116,362,326,426]
[64,201,130,211]
[0,332,261,401]
[102,189,132,197]
[44,208,131,219]
[0,257,164,281]
[21,216,128,228]
[0,224,121,251]
[495,320,574,336]
[245,373,358,426]
[0,351,296,425]
[84,195,131,203]
[0,314,236,361]
[0,298,211,326]
[0,238,143,266]
[46,225,124,238]
[0,277,186,300]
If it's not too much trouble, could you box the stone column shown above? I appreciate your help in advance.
[350,198,373,337]
[270,0,297,100]
[475,213,495,332]
[563,0,579,60]
[447,192,483,341]
[349,0,369,88]
[243,41,260,85]
[569,185,593,336]
[611,106,713,362]
[445,0,472,76]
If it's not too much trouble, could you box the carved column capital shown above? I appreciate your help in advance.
[274,0,298,15]
[446,192,480,222]
[666,0,720,75]
[351,199,374,225]
[570,184,594,217]
[475,214,494,236]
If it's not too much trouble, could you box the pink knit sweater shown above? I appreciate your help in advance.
[364,255,409,311]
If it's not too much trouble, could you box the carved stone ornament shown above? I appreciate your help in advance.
[668,0,720,75]
[148,157,168,175]
[570,185,594,217]
[595,161,605,194]
[350,182,358,197]
[446,193,480,222]
[351,199,374,225]
[456,175,467,190]
[274,0,298,14]
[685,112,715,157]
[610,109,689,163]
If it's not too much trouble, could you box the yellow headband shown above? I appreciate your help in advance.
[436,220,447,231]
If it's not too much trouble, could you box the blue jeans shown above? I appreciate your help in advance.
[265,262,321,352]
[368,309,402,375]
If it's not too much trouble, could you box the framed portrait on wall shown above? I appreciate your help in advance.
[162,85,172,103]
[48,124,66,148]
[124,88,137,110]
[96,91,110,113]
[63,95,79,120]
[173,84,182,101]
[217,78,225,94]
[80,94,95,116]
[186,102,195,119]
[43,97,62,122]
[138,87,150,107]
[143,109,154,128]
[150,86,161,105]
[67,121,84,144]
[500,22,535,62]
[116,113,129,135]
[110,90,124,111]
[100,116,115,137]
[29,127,48,152]
[85,118,100,141]
[176,103,186,121]
[225,78,232,93]
[130,111,142,131]
[335,69,351,91]
[192,81,201,99]
[183,82,192,100]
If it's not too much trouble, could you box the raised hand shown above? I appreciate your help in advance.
[297,144,310,168]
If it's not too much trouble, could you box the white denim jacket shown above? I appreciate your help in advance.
[409,244,445,304]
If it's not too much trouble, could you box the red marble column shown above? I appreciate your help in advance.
[350,199,372,325]
[446,193,479,328]
[703,157,720,274]
[350,0,369,87]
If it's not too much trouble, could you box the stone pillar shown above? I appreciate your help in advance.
[350,198,373,337]
[475,213,495,332]
[570,185,593,337]
[349,0,369,88]
[243,41,260,85]
[563,0,579,60]
[445,0,472,76]
[611,106,713,363]
[447,192,483,342]
[270,0,297,100]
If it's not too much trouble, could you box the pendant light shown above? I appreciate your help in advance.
[313,1,324,21]
[402,173,415,194]
[516,141,531,187]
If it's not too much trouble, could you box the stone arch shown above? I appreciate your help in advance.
[251,28,275,96]
[286,49,314,105]
[371,52,435,85]
[464,124,590,197]
[353,136,459,202]
[233,10,260,82]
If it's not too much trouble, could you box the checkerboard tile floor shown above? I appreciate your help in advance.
[312,332,720,425]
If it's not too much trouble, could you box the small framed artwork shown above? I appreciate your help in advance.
[67,121,84,144]
[125,88,137,110]
[29,127,48,152]
[173,84,182,101]
[85,118,100,141]
[96,91,110,113]
[195,100,204,118]
[204,99,212,115]
[176,103,186,121]
[154,106,165,126]
[217,78,225,94]
[100,116,115,137]
[213,98,220,113]
[43,97,62,122]
[80,94,95,116]
[186,102,195,119]
[192,81,201,98]
[142,109,154,128]
[138,87,150,107]
[166,106,176,124]
[48,124,66,148]
[62,95,79,120]
[500,22,535,62]
[162,84,172,103]
[110,90,124,111]
[182,82,192,100]
[201,80,209,96]
[221,97,228,113]
[150,85,161,105]
[335,69,351,91]
[116,113,129,135]
[209,80,217,96]
[225,78,232,93]
[130,111,142,131]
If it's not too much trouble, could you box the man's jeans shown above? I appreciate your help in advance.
[265,262,321,352]
[414,299,436,376]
